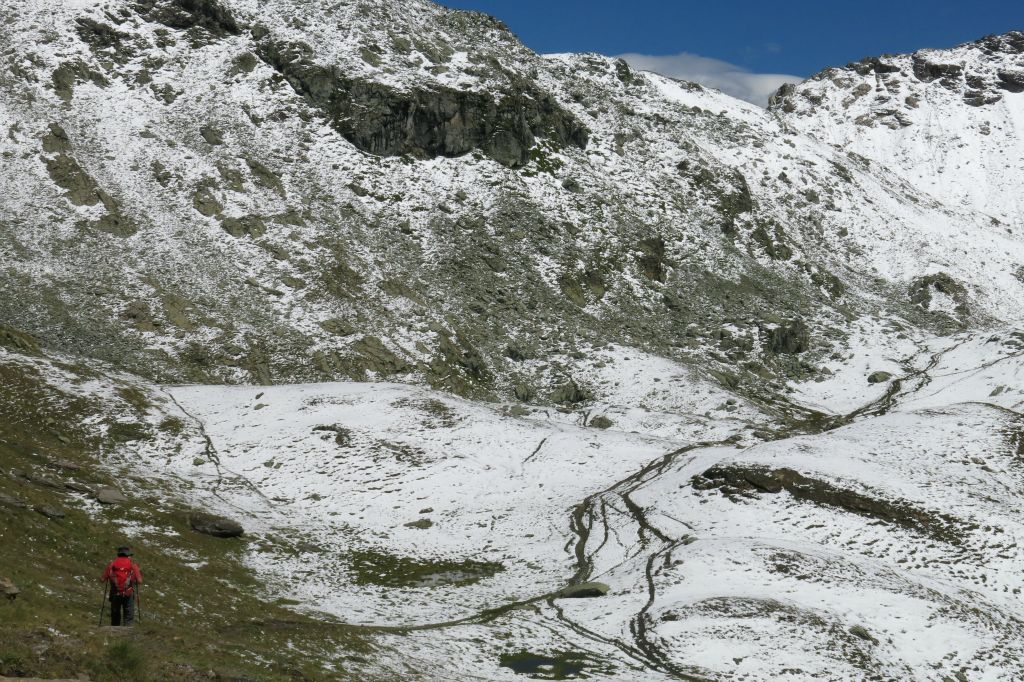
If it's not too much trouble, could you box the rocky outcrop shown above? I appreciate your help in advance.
[693,464,963,544]
[134,0,241,37]
[997,70,1024,93]
[850,57,901,76]
[910,272,969,317]
[978,31,1024,56]
[41,125,135,236]
[256,40,588,168]
[762,319,810,355]
[911,56,963,85]
[767,83,796,112]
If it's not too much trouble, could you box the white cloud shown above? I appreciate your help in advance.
[617,52,802,107]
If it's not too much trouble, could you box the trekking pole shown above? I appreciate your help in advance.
[98,582,108,627]
[135,583,142,624]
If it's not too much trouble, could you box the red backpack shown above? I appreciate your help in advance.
[109,557,137,596]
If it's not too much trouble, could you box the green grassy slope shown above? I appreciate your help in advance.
[0,341,375,681]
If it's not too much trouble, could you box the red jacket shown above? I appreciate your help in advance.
[102,557,142,596]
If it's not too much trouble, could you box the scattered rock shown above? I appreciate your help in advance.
[189,513,244,538]
[1,576,19,600]
[0,493,27,509]
[192,180,223,217]
[34,505,66,520]
[589,415,614,429]
[95,487,128,505]
[41,456,81,472]
[24,472,65,490]
[220,215,267,238]
[404,518,433,529]
[867,371,893,384]
[556,582,609,599]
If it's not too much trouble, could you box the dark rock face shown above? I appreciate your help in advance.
[978,31,1024,56]
[135,0,241,37]
[41,126,136,236]
[851,57,901,76]
[997,70,1024,93]
[256,40,588,168]
[767,83,796,112]
[912,56,963,85]
[963,91,1002,107]
[189,512,244,537]
[75,18,135,63]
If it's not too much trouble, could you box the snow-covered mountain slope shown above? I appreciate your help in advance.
[771,31,1024,227]
[1,0,1023,406]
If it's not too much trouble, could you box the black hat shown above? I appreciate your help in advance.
[116,546,132,557]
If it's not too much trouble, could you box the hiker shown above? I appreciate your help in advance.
[101,545,142,626]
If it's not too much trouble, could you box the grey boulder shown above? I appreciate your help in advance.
[96,487,128,505]
[189,513,244,538]
[555,582,610,599]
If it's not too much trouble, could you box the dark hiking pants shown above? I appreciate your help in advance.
[110,593,135,626]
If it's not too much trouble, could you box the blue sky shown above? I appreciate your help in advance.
[439,0,1023,104]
